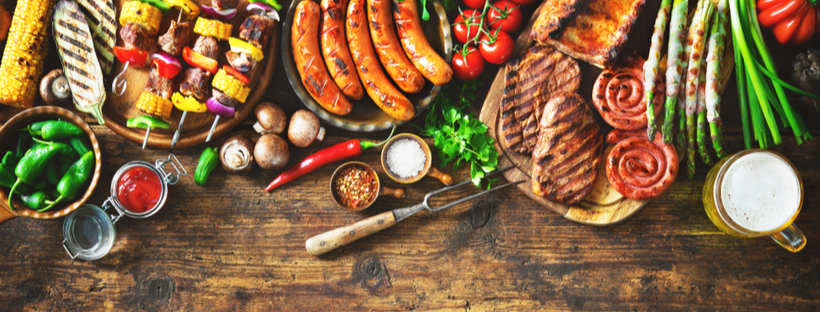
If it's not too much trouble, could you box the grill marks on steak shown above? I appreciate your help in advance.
[500,46,581,154]
[532,93,602,205]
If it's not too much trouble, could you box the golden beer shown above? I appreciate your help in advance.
[702,149,806,252]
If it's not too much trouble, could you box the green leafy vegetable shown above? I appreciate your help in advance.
[420,80,498,187]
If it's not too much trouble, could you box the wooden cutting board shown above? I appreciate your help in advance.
[103,0,280,149]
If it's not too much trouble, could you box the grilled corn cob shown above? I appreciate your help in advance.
[136,91,173,120]
[212,69,249,103]
[120,0,162,35]
[0,0,55,108]
[194,17,232,40]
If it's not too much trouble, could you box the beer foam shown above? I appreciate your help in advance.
[720,152,800,232]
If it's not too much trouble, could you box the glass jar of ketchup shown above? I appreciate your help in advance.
[62,154,186,260]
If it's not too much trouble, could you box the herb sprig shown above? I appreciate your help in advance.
[420,80,498,187]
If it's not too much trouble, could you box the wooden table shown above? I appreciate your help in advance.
[1,1,819,310]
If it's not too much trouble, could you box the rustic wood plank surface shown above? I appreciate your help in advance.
[1,1,819,310]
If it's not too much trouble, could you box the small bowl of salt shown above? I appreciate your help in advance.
[381,133,453,185]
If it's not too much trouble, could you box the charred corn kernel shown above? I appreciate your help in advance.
[212,69,249,103]
[0,0,54,108]
[136,91,173,120]
[120,1,163,35]
[194,17,232,40]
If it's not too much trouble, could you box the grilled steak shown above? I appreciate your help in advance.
[500,45,581,154]
[193,35,220,59]
[240,15,274,49]
[145,67,173,99]
[158,20,191,56]
[180,68,211,100]
[532,92,602,205]
[120,23,152,51]
[530,0,645,68]
[213,89,241,107]
[226,51,256,72]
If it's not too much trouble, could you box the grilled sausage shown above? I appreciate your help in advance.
[347,0,414,121]
[293,0,353,115]
[605,129,678,200]
[366,0,425,93]
[321,0,364,100]
[393,0,452,86]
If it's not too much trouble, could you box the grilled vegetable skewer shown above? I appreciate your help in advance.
[644,0,672,142]
[112,0,165,96]
[186,15,234,143]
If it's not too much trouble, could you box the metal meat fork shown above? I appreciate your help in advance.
[306,166,524,256]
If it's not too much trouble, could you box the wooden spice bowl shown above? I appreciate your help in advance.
[329,161,405,211]
[380,133,452,185]
[0,106,102,224]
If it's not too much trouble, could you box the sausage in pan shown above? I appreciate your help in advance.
[347,0,415,121]
[292,0,353,115]
[366,0,425,94]
[321,0,365,100]
[393,0,452,86]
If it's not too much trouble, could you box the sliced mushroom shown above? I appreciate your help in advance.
[253,102,287,134]
[40,69,71,105]
[254,134,290,170]
[288,109,325,148]
[220,135,255,173]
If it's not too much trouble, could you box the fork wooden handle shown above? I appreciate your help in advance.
[305,211,397,256]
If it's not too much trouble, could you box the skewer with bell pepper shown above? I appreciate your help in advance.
[112,0,167,96]
[206,66,250,142]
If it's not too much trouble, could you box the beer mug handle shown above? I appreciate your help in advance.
[770,223,807,253]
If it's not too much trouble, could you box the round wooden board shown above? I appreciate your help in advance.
[103,0,281,149]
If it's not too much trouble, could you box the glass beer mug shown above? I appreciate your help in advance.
[702,149,806,252]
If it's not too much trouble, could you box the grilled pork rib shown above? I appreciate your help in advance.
[532,93,602,205]
[500,46,581,154]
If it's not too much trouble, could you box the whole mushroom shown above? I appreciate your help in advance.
[255,134,290,170]
[288,109,325,148]
[39,69,71,105]
[253,102,287,134]
[220,135,255,173]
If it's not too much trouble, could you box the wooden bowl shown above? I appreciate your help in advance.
[0,106,102,224]
[282,0,452,132]
[380,133,452,185]
[329,161,404,211]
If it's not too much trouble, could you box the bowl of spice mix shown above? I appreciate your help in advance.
[330,162,405,211]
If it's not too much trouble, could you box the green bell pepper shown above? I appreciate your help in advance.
[249,0,282,11]
[194,147,218,185]
[127,115,171,130]
[41,151,95,211]
[137,0,171,12]
[21,191,48,210]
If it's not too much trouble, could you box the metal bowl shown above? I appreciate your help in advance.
[282,0,452,132]
[0,106,103,224]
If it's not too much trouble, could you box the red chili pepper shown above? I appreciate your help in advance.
[264,128,395,192]
[182,46,218,74]
[113,46,149,67]
[757,0,819,45]
[223,65,250,84]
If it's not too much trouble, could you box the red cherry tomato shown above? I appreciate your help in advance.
[452,46,485,80]
[479,29,514,65]
[487,1,522,33]
[453,9,485,44]
[508,0,534,6]
[462,0,486,9]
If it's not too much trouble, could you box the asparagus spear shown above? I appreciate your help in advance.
[697,58,714,166]
[676,24,693,157]
[661,0,690,143]
[705,0,729,158]
[684,0,713,179]
[644,0,673,142]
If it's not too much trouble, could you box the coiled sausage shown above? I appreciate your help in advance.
[592,55,663,130]
[605,129,679,200]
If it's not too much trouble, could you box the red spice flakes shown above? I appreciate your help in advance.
[334,166,378,209]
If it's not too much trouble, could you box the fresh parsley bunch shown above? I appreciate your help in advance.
[420,80,498,187]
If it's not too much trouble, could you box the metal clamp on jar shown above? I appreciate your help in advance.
[61,154,187,260]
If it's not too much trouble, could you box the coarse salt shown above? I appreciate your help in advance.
[386,139,426,179]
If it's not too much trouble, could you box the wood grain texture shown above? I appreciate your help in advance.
[103,0,282,149]
[1,0,819,310]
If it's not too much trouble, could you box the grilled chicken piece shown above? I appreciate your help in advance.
[212,0,239,11]
[145,67,173,99]
[225,51,256,72]
[120,23,152,51]
[500,46,581,154]
[193,35,220,59]
[239,15,274,49]
[530,0,645,68]
[158,20,191,56]
[76,0,117,75]
[532,92,602,205]
[180,68,211,100]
